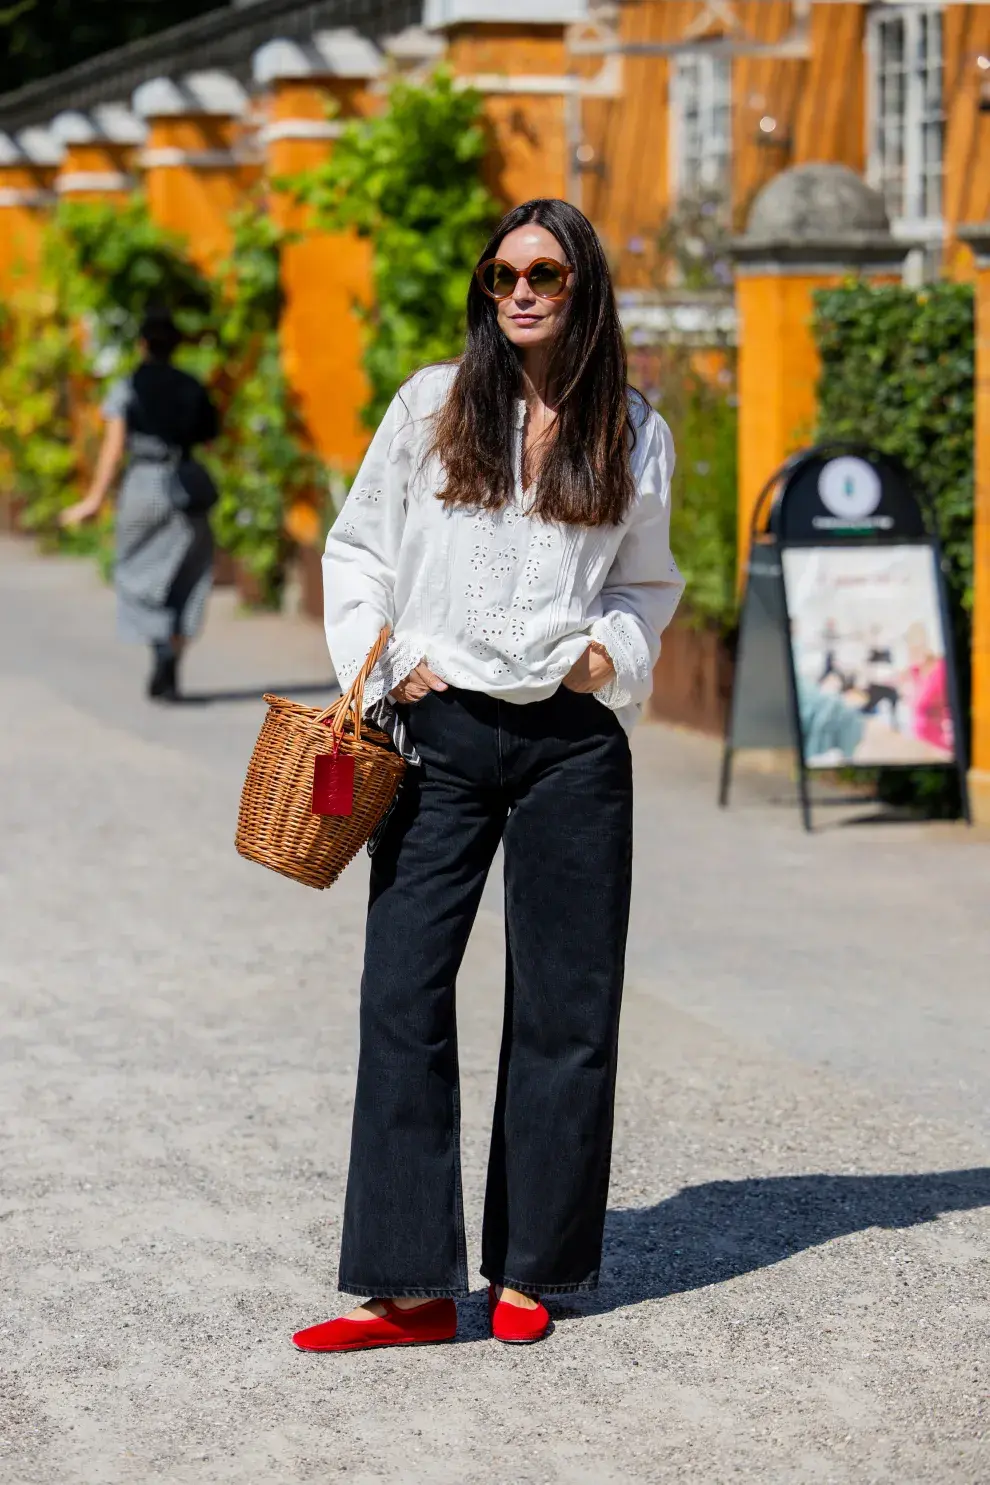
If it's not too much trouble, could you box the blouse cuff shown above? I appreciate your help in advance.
[589,612,649,711]
[361,635,424,710]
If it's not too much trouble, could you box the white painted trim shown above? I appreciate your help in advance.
[0,187,52,207]
[426,0,586,26]
[456,72,581,96]
[133,71,247,120]
[254,29,384,83]
[139,147,238,169]
[260,119,346,145]
[15,127,62,166]
[55,171,133,194]
[890,214,945,243]
[0,132,23,166]
[93,104,147,146]
[734,260,906,278]
[51,111,100,145]
[454,61,620,99]
[383,25,447,65]
[52,106,146,147]
[619,297,737,343]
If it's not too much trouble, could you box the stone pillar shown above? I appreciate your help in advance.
[957,223,990,824]
[0,129,58,292]
[732,165,907,582]
[253,31,384,500]
[428,0,578,206]
[132,72,249,272]
[51,106,144,203]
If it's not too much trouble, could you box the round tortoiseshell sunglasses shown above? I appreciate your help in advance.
[475,257,574,302]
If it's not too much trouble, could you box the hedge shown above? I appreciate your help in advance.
[813,280,975,814]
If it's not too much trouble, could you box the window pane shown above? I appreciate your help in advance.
[871,8,943,226]
[673,53,732,202]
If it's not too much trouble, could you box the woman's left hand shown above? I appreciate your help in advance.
[562,642,615,694]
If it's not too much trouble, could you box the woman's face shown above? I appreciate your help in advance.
[492,224,572,352]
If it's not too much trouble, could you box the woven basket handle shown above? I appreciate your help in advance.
[317,625,391,745]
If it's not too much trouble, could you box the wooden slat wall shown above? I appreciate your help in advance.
[448,26,571,205]
[581,1,706,285]
[582,0,867,283]
[944,5,990,276]
[791,5,865,172]
[730,0,798,223]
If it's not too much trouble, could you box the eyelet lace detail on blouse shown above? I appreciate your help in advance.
[589,610,653,710]
[351,635,427,710]
[321,365,685,733]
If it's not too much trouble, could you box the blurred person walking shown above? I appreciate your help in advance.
[61,308,219,701]
[293,198,684,1355]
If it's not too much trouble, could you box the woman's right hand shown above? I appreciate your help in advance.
[390,663,448,704]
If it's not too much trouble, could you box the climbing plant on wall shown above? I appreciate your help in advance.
[0,197,211,552]
[0,195,320,604]
[291,69,501,426]
[201,201,324,606]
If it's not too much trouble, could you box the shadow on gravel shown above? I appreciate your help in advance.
[563,1168,990,1317]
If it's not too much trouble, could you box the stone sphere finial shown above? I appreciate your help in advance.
[746,163,890,241]
[734,163,904,270]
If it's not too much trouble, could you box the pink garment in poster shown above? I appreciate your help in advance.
[910,659,952,753]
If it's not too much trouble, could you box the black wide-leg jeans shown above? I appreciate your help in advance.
[338,686,633,1298]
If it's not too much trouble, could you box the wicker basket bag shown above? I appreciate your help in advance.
[235,627,406,889]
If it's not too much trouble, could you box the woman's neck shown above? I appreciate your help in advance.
[521,347,554,409]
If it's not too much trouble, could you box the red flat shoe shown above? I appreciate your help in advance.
[293,1297,457,1353]
[488,1284,551,1345]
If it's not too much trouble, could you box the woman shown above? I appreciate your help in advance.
[295,198,684,1353]
[61,308,219,701]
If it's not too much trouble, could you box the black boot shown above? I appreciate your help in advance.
[148,644,178,701]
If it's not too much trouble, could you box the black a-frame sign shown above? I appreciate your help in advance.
[719,443,970,831]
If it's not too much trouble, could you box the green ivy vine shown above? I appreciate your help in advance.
[814,280,975,817]
[0,195,319,604]
[290,69,501,426]
[199,202,322,605]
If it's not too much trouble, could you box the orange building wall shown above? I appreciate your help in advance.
[0,167,54,291]
[971,258,990,818]
[266,76,378,482]
[57,141,133,202]
[943,7,990,279]
[144,115,243,270]
[447,25,569,205]
[791,5,865,170]
[736,271,832,570]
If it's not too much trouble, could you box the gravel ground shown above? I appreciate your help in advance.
[1,538,988,1485]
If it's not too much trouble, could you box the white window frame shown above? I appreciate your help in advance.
[866,4,945,244]
[669,50,733,205]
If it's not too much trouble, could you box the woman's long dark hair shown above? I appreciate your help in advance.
[430,198,638,528]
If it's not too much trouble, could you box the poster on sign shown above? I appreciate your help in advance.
[720,442,970,828]
[781,544,956,768]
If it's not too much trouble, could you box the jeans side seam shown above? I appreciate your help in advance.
[450,1017,470,1296]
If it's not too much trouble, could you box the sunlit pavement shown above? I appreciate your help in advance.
[2,536,988,1484]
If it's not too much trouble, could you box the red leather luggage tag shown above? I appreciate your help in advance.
[312,750,355,816]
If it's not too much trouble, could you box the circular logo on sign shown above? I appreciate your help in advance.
[818,457,882,520]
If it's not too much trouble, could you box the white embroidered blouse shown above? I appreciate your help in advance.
[322,364,684,733]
